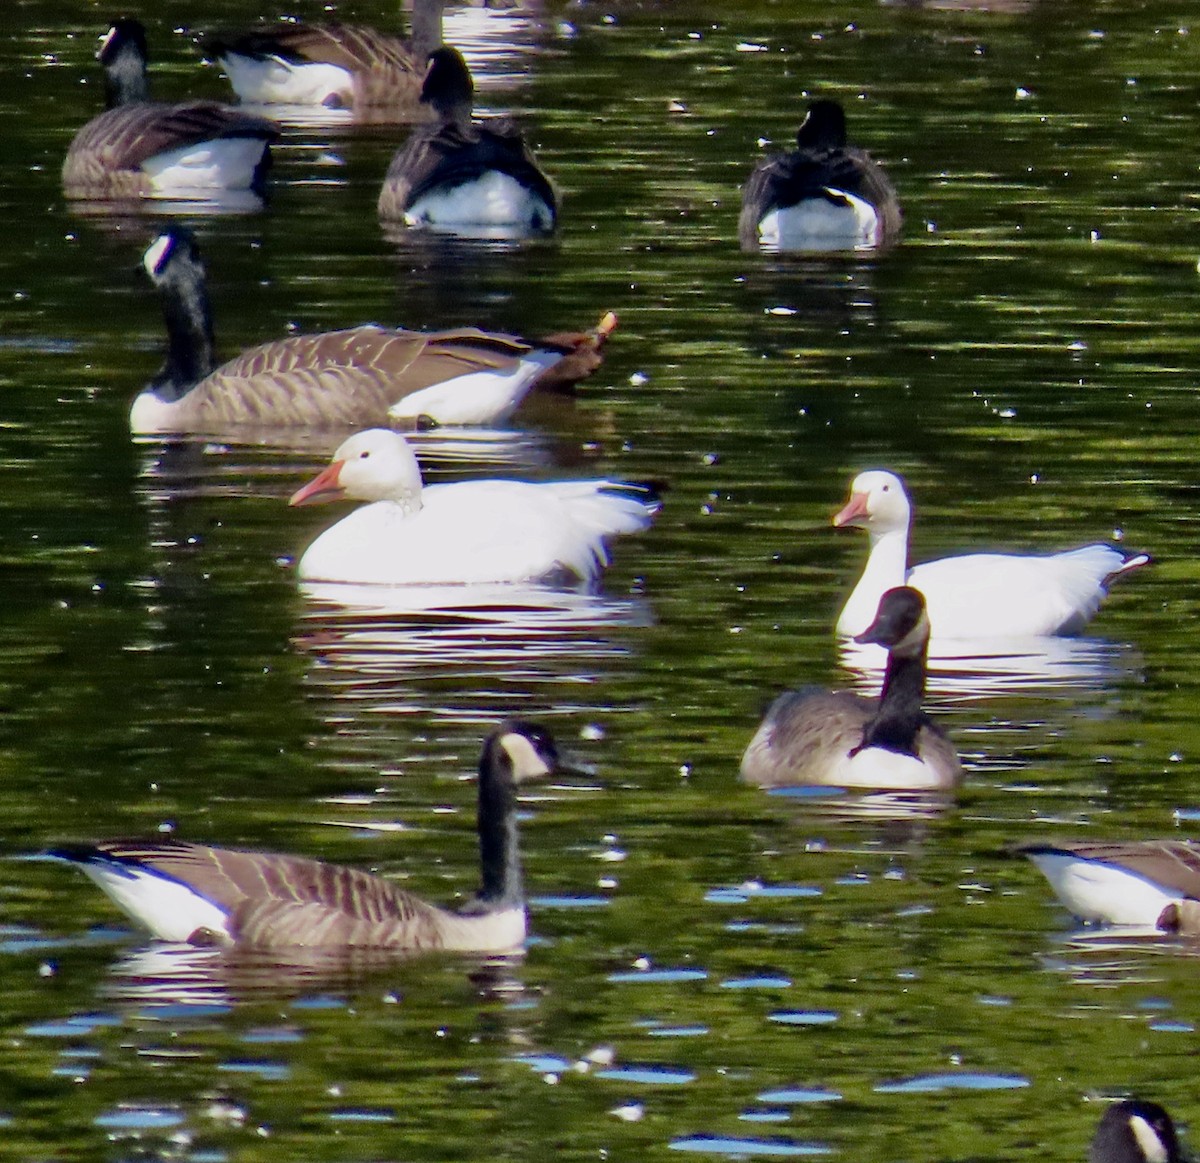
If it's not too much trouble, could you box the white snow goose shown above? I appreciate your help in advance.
[833,470,1149,639]
[289,428,661,586]
[50,722,558,951]
[377,47,557,236]
[1020,839,1200,933]
[131,226,615,433]
[204,0,442,115]
[742,587,961,791]
[738,99,901,253]
[63,19,278,199]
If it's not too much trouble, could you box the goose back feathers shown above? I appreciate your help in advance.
[378,47,557,234]
[132,226,615,432]
[289,428,661,586]
[833,469,1149,639]
[1020,839,1200,931]
[64,19,277,198]
[51,722,558,951]
[207,1,443,114]
[742,587,961,790]
[739,100,900,253]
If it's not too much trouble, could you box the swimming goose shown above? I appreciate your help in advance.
[206,0,442,113]
[742,587,961,790]
[131,226,615,433]
[833,470,1149,639]
[63,19,277,199]
[1020,839,1200,932]
[738,99,901,253]
[50,722,558,951]
[289,428,660,586]
[1091,1101,1184,1163]
[377,47,557,235]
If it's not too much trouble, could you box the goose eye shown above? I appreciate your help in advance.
[359,450,370,459]
[881,484,890,492]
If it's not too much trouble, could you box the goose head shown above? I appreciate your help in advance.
[99,18,150,106]
[1090,1100,1182,1163]
[853,586,929,659]
[796,99,847,150]
[484,720,559,786]
[421,46,473,119]
[289,429,425,511]
[143,224,202,287]
[832,469,911,538]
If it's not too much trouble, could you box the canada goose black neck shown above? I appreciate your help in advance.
[472,721,555,911]
[146,229,217,403]
[421,47,473,124]
[101,19,151,108]
[851,586,930,757]
[796,100,847,151]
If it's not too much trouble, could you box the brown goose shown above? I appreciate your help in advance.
[131,225,616,433]
[63,19,277,199]
[50,722,559,951]
[1020,839,1200,932]
[205,0,443,115]
[739,99,900,253]
[377,47,557,235]
[741,587,961,790]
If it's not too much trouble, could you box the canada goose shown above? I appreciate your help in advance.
[1020,840,1200,932]
[50,722,559,951]
[205,0,443,114]
[377,47,557,235]
[1091,1101,1184,1163]
[738,100,901,253]
[833,470,1149,639]
[741,587,961,790]
[63,19,277,199]
[289,428,661,586]
[131,226,616,433]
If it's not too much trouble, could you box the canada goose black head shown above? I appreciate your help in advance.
[853,586,929,659]
[484,720,559,785]
[142,224,202,284]
[796,99,847,151]
[1090,1100,1183,1163]
[99,17,151,106]
[420,46,473,119]
[141,225,217,399]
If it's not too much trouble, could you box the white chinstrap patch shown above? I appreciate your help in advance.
[1130,1115,1170,1163]
[142,234,173,279]
[500,732,551,782]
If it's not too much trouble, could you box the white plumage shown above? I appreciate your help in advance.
[1022,850,1177,927]
[219,55,353,108]
[757,190,880,253]
[833,470,1148,640]
[290,429,660,586]
[405,170,556,233]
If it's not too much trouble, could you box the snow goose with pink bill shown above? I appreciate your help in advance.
[289,428,660,585]
[833,470,1148,639]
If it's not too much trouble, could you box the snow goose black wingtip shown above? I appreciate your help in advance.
[50,721,559,951]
